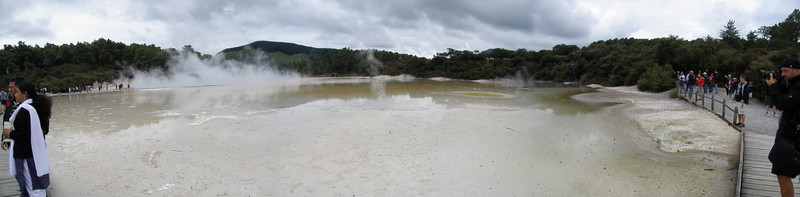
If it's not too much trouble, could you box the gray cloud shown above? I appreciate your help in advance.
[0,1,53,42]
[0,0,796,57]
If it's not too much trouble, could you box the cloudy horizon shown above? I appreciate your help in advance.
[1,0,797,57]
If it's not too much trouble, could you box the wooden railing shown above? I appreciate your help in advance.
[678,84,740,126]
[677,82,744,196]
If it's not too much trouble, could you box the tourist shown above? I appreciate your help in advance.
[2,80,52,196]
[727,74,736,99]
[0,90,8,108]
[686,70,696,98]
[697,73,706,95]
[765,81,778,117]
[766,57,800,197]
[713,70,723,94]
[2,77,25,150]
[706,72,715,94]
[734,74,750,127]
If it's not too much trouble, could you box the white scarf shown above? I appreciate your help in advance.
[736,82,748,96]
[8,99,49,177]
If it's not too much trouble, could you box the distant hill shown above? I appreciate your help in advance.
[218,40,425,77]
[219,40,336,55]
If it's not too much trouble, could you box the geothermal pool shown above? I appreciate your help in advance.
[43,78,735,196]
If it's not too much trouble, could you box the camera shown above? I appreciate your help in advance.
[761,69,783,82]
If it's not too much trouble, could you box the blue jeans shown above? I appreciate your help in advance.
[687,85,695,98]
[713,84,719,94]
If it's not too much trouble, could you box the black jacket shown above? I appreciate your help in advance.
[687,73,696,85]
[770,76,800,143]
[736,82,751,104]
[3,102,16,121]
[714,73,725,84]
[9,108,33,158]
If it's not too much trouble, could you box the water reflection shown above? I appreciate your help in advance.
[525,88,620,115]
[50,79,612,135]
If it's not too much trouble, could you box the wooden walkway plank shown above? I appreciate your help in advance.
[677,89,799,197]
[740,131,800,197]
[0,150,18,197]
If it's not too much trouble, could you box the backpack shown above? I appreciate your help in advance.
[687,74,696,84]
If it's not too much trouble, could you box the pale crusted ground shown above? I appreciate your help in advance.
[575,85,741,166]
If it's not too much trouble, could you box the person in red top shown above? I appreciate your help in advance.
[707,75,715,94]
[697,75,705,95]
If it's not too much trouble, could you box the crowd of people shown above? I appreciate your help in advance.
[676,58,800,197]
[674,69,756,127]
[0,82,135,99]
[66,83,132,94]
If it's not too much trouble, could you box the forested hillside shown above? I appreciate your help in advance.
[224,9,800,94]
[0,9,798,94]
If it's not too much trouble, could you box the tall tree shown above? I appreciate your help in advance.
[775,9,800,43]
[655,35,683,66]
[720,20,743,49]
[759,9,800,44]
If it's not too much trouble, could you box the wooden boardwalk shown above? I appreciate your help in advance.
[0,150,18,197]
[740,131,800,196]
[678,88,800,196]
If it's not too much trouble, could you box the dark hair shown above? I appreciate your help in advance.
[740,74,748,82]
[9,77,25,84]
[16,81,52,134]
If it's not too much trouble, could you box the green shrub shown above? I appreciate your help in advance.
[669,89,679,98]
[637,64,675,92]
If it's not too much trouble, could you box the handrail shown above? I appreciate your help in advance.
[677,83,743,196]
[678,84,739,126]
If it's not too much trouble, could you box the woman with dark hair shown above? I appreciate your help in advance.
[2,80,52,196]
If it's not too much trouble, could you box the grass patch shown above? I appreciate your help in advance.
[669,89,679,99]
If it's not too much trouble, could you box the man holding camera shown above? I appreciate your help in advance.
[767,57,800,197]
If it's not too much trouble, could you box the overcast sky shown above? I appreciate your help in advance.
[0,0,797,57]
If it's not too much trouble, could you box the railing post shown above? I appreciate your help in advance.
[680,87,742,128]
[702,92,705,106]
[722,101,726,118]
[711,93,715,111]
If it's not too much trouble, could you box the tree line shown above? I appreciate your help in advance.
[0,9,798,95]
[227,9,799,96]
[0,38,173,92]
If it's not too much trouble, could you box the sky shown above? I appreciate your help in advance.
[0,0,798,58]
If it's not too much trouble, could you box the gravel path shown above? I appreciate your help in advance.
[681,87,780,136]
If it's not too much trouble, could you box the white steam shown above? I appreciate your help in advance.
[362,49,384,77]
[124,50,299,89]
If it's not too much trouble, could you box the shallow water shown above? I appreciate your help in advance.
[45,78,735,196]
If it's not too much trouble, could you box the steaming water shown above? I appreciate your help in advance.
[45,78,734,196]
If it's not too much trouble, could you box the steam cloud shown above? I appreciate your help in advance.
[123,50,299,89]
[362,49,383,77]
